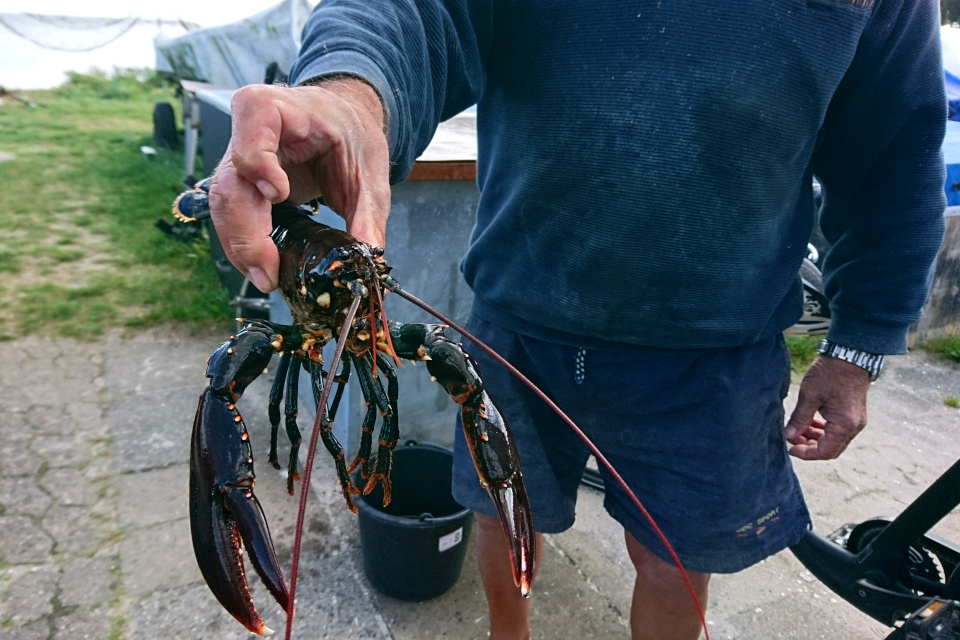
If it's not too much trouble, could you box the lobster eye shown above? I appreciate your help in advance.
[338,249,352,260]
[372,246,384,257]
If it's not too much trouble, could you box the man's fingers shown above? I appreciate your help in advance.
[208,166,280,292]
[231,82,390,247]
[228,85,292,204]
[788,425,849,460]
[813,428,849,459]
[786,424,824,446]
[789,417,826,443]
[787,442,819,460]
[788,442,829,460]
[784,390,820,439]
[346,190,390,248]
[211,80,390,281]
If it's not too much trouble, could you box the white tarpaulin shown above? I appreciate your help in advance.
[155,0,314,88]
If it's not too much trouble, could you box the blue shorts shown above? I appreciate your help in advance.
[451,315,811,574]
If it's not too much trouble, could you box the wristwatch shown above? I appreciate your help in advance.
[816,339,885,381]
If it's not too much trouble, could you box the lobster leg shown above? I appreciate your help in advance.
[347,365,380,480]
[260,330,306,496]
[308,357,350,420]
[189,324,291,635]
[326,357,352,418]
[388,322,536,596]
[304,355,360,512]
[267,351,293,471]
[369,356,400,501]
[282,357,303,495]
[350,353,399,503]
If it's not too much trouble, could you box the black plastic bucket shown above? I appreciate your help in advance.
[353,441,473,601]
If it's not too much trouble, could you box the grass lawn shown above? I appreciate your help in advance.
[785,335,820,379]
[0,70,231,339]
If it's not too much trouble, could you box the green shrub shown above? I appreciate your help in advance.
[923,333,960,363]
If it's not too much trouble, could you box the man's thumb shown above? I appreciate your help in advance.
[236,238,280,293]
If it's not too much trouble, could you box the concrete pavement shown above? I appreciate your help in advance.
[0,328,958,639]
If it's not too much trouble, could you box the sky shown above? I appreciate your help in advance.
[0,0,313,89]
[0,0,277,26]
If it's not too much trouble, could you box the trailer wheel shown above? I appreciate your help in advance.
[153,102,178,149]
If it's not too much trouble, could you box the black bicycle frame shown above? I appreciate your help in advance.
[791,457,960,626]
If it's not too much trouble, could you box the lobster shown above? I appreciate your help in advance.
[174,181,535,636]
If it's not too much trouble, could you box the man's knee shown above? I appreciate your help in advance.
[624,531,710,593]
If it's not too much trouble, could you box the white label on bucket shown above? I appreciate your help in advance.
[438,527,463,552]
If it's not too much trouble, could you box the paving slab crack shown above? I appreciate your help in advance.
[0,337,121,640]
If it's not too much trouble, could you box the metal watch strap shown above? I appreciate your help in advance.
[816,339,884,381]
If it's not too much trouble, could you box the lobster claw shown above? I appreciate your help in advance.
[189,330,290,635]
[397,324,537,596]
[462,391,536,596]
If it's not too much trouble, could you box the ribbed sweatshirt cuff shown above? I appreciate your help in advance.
[826,313,911,355]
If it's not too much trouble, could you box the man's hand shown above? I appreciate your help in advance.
[784,356,871,460]
[208,78,391,292]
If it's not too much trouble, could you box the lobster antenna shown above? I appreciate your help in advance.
[368,294,378,378]
[372,276,402,366]
[389,286,710,640]
[285,291,363,640]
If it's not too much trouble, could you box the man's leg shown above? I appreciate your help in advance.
[476,512,544,640]
[625,532,710,640]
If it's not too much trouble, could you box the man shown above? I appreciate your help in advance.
[207,1,947,638]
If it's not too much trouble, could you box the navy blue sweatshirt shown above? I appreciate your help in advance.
[290,0,946,354]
